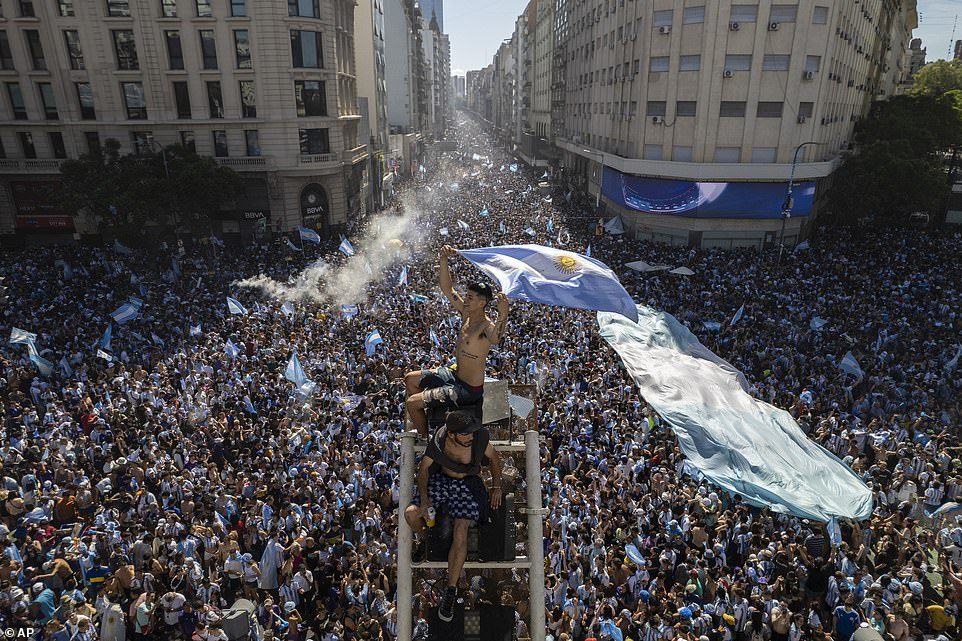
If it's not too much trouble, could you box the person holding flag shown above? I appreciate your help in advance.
[403,245,509,437]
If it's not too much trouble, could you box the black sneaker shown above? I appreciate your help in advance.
[438,586,457,622]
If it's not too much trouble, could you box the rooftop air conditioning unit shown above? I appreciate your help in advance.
[768,22,780,31]
[723,69,734,78]
[651,116,664,124]
[729,21,740,31]
[803,70,816,80]
[659,25,671,34]
[797,116,807,123]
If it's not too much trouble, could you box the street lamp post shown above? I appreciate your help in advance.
[778,141,820,265]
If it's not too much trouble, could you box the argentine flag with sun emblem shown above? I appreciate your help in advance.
[459,244,638,322]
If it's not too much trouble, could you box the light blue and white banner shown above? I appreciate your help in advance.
[598,304,872,522]
[460,244,638,322]
[226,296,248,316]
[810,317,828,332]
[281,301,295,318]
[9,327,37,346]
[457,220,470,231]
[224,339,241,360]
[299,227,321,244]
[365,329,383,357]
[190,324,202,337]
[398,266,408,287]
[110,304,139,324]
[286,238,302,252]
[100,324,113,351]
[338,238,355,257]
[730,304,744,326]
[838,351,864,379]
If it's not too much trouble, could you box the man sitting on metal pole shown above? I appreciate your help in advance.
[403,411,504,623]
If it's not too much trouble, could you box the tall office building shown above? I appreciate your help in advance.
[418,0,443,32]
[0,0,368,246]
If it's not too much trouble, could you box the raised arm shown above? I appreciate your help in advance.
[489,292,509,344]
[485,440,503,509]
[439,245,465,314]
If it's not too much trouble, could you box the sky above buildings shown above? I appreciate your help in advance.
[448,0,959,75]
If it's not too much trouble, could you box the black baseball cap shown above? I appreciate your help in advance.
[446,411,482,434]
[467,282,493,301]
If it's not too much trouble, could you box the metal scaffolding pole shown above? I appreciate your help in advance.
[397,432,415,641]
[525,429,547,641]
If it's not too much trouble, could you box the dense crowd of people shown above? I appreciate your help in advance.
[1,115,961,641]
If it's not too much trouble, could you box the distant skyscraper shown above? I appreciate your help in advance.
[419,0,443,31]
[954,39,962,61]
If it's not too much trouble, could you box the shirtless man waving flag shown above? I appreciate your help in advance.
[404,245,509,437]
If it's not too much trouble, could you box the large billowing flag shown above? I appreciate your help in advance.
[338,238,355,257]
[284,351,314,394]
[365,330,383,357]
[29,352,53,377]
[299,227,321,244]
[398,266,408,286]
[459,245,638,322]
[598,304,873,522]
[226,296,248,316]
[110,303,139,324]
[838,351,864,379]
[100,323,113,350]
[9,327,37,346]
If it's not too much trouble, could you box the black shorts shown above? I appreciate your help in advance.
[418,367,484,409]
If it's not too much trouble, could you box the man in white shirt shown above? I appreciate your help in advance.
[160,590,186,629]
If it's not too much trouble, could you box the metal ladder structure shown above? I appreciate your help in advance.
[396,430,547,641]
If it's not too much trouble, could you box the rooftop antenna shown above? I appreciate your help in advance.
[949,14,958,60]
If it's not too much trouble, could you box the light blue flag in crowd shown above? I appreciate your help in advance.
[113,240,130,255]
[30,353,53,377]
[100,324,113,351]
[730,304,744,326]
[457,220,470,231]
[224,339,241,360]
[58,356,73,377]
[139,282,148,298]
[599,304,873,522]
[459,244,638,322]
[524,228,537,237]
[398,266,408,286]
[429,328,440,347]
[110,303,139,324]
[499,221,506,234]
[946,344,962,372]
[439,228,449,237]
[338,238,356,257]
[299,227,321,244]
[509,164,519,172]
[341,304,359,318]
[9,327,37,346]
[826,517,843,546]
[151,333,165,348]
[286,238,302,252]
[585,244,591,257]
[96,349,113,363]
[408,293,429,303]
[243,395,257,414]
[281,301,295,318]
[810,317,828,332]
[171,257,182,278]
[365,330,383,357]
[127,296,144,309]
[838,351,864,380]
[284,351,310,387]
[479,207,490,217]
[703,321,722,331]
[190,324,202,337]
[226,296,248,316]
[546,219,554,233]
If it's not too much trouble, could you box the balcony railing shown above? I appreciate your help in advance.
[217,156,274,170]
[0,158,65,173]
[299,153,338,165]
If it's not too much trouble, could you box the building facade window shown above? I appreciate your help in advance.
[679,55,700,71]
[64,31,85,70]
[76,82,95,119]
[298,128,329,154]
[37,83,58,120]
[131,131,153,154]
[195,0,212,18]
[19,1,35,18]
[84,131,100,153]
[58,0,74,16]
[230,0,246,17]
[294,80,326,116]
[289,0,320,18]
[724,54,752,71]
[730,5,758,22]
[646,101,666,116]
[672,146,693,161]
[770,5,797,23]
[107,0,130,17]
[113,30,139,70]
[714,147,741,162]
[643,144,663,160]
[49,132,67,159]
[19,132,36,159]
[652,10,672,27]
[206,81,224,118]
[756,101,784,118]
[649,56,669,72]
[291,31,323,68]
[161,0,176,17]
[165,31,184,70]
[751,147,777,163]
[676,100,697,116]
[0,32,14,70]
[682,6,705,24]
[234,30,251,69]
[121,81,146,119]
[762,54,791,71]
[199,30,218,69]
[212,130,228,157]
[719,101,746,117]
[239,80,256,117]
[798,102,814,118]
[7,83,27,120]
[812,6,829,24]
[24,31,46,71]
[173,81,191,119]
[245,130,260,156]
[805,55,821,73]
[180,131,195,153]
